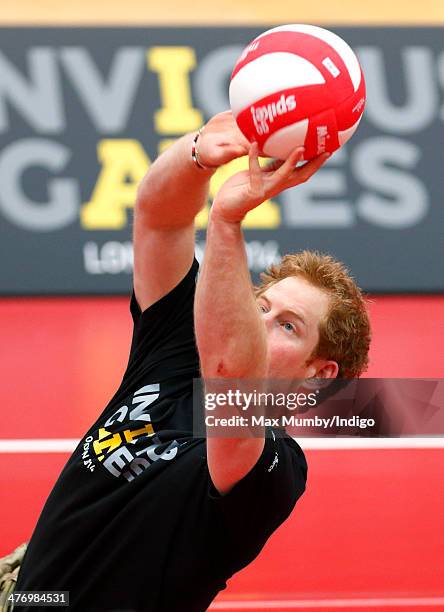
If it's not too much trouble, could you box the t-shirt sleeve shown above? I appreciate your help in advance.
[208,431,307,571]
[123,257,200,384]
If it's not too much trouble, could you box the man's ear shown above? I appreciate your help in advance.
[306,360,339,379]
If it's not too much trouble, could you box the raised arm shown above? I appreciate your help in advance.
[195,145,329,494]
[133,112,249,311]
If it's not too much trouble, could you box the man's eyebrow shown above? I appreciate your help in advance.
[258,295,307,328]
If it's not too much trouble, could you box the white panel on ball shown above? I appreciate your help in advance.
[255,24,362,92]
[262,119,309,159]
[338,116,363,145]
[229,52,325,116]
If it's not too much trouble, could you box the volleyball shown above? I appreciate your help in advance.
[229,24,366,160]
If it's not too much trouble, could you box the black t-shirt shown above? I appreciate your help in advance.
[15,259,308,612]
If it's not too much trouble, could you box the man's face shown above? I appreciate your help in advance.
[257,275,337,380]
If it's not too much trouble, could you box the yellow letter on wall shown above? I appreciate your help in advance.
[81,140,150,230]
[148,47,203,134]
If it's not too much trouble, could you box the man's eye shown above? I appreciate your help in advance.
[281,322,296,333]
[258,304,267,313]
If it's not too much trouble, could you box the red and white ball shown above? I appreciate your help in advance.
[229,24,366,160]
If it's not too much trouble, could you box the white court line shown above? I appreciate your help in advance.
[299,437,444,450]
[0,439,79,452]
[1,438,444,453]
[210,596,444,609]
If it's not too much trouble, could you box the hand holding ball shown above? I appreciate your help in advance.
[229,24,366,160]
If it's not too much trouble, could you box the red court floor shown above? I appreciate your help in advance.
[1,295,443,610]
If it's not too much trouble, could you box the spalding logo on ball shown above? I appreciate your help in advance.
[229,24,366,160]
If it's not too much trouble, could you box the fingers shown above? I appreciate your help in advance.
[244,142,330,205]
[295,152,330,182]
[231,143,250,156]
[270,147,305,182]
[261,149,330,200]
[248,142,264,195]
[286,146,307,168]
[261,147,304,176]
[234,128,252,150]
[283,152,330,191]
[264,159,285,173]
[248,141,260,163]
[263,146,304,193]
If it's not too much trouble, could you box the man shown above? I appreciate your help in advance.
[14,112,370,611]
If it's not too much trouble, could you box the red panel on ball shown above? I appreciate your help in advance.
[235,84,335,155]
[334,68,366,131]
[232,30,357,102]
[304,108,340,159]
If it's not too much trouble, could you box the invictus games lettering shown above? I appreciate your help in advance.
[0,28,441,293]
[80,383,180,481]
